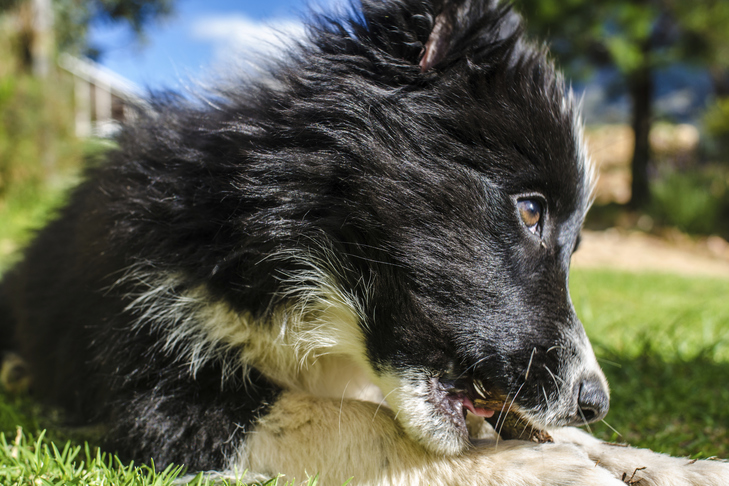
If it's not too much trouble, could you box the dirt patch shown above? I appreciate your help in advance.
[572,229,729,279]
[584,124,700,205]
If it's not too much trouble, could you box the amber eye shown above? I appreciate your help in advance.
[517,198,542,234]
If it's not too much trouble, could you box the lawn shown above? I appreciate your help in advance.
[570,269,729,458]
[1,182,728,482]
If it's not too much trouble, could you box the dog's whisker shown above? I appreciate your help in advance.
[543,365,565,388]
[541,385,550,405]
[474,380,488,399]
[596,357,622,368]
[577,403,592,434]
[345,253,407,269]
[600,419,623,438]
[524,348,536,381]
[455,356,490,381]
[494,394,511,449]
[372,388,398,422]
[493,354,537,445]
[339,380,351,439]
[4,0,721,480]
[495,380,526,445]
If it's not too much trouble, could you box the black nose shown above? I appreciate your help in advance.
[575,376,609,424]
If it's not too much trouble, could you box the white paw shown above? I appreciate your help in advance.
[470,441,625,486]
[549,427,729,486]
[596,446,729,486]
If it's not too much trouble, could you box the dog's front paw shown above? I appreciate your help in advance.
[469,441,625,486]
[549,427,729,486]
[595,444,729,486]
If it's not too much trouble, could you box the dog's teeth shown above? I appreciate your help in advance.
[474,380,486,398]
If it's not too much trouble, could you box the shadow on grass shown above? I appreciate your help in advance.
[589,339,729,459]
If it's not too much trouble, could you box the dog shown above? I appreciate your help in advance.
[1,0,728,484]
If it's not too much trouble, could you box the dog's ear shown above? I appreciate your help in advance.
[349,0,521,74]
[419,0,464,72]
[415,0,525,73]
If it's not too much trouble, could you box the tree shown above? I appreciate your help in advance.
[668,0,729,105]
[512,0,729,208]
[55,0,174,55]
[1,0,174,74]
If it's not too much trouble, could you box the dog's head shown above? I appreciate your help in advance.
[176,0,609,457]
[270,0,609,455]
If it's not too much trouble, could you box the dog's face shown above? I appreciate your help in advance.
[294,1,610,455]
[354,83,608,452]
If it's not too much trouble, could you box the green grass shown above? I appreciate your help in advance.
[0,171,79,274]
[0,430,187,486]
[0,136,114,274]
[570,269,729,458]
[0,412,314,486]
[0,427,324,486]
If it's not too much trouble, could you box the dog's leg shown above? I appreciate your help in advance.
[239,392,625,486]
[550,427,729,486]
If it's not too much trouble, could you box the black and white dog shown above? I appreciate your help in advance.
[0,0,727,484]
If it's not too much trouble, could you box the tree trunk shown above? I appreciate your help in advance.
[710,67,729,97]
[31,0,54,78]
[628,61,653,209]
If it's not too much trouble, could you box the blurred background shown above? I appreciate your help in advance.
[0,0,728,477]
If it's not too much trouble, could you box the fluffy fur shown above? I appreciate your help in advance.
[0,0,727,484]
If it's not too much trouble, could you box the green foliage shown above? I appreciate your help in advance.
[53,0,175,55]
[0,60,86,272]
[570,269,729,457]
[0,168,77,274]
[570,269,729,362]
[513,1,653,77]
[648,167,729,237]
[704,96,729,156]
[0,72,81,196]
[513,0,728,79]
[511,0,722,208]
[0,0,174,59]
[0,392,40,438]
[667,0,729,68]
[591,347,729,457]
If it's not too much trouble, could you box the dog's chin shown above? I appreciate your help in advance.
[381,371,541,456]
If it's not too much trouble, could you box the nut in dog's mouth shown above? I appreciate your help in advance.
[434,377,553,444]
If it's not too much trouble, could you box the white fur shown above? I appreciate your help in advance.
[231,392,729,485]
[375,368,469,456]
[564,86,598,205]
[118,252,382,401]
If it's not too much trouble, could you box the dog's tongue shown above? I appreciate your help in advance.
[462,396,495,418]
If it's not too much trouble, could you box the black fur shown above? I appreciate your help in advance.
[1,0,603,472]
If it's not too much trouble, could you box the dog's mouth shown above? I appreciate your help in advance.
[434,377,553,444]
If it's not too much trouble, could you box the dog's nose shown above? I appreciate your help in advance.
[575,376,609,424]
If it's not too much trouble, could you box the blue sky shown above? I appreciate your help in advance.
[88,0,336,92]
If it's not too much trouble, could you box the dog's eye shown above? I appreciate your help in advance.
[517,199,542,234]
